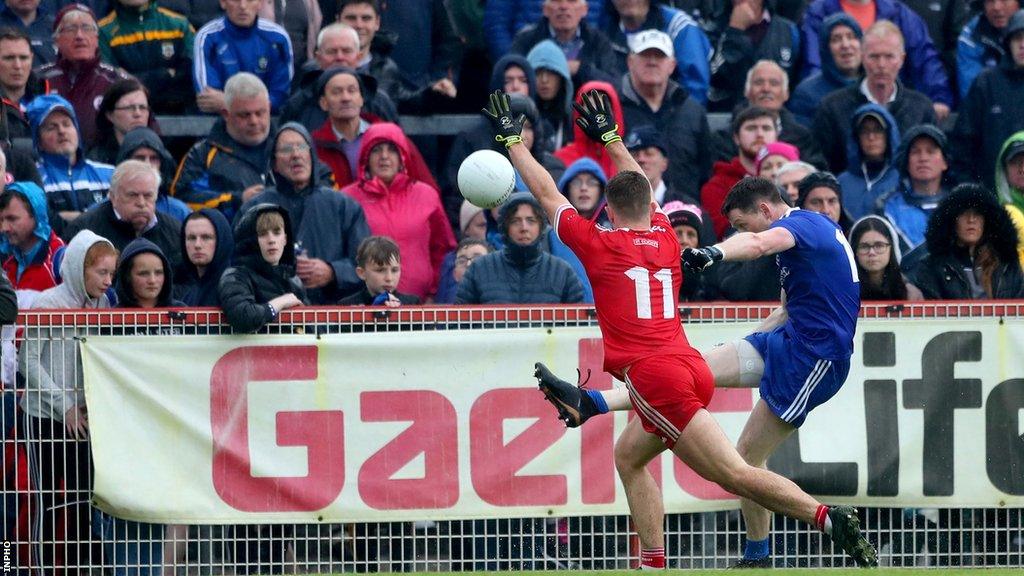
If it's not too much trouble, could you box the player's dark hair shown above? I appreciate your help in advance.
[605,170,651,221]
[357,235,401,267]
[337,0,380,17]
[849,217,907,300]
[731,105,778,136]
[0,189,33,217]
[721,177,785,215]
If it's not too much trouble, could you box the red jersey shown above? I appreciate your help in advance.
[555,204,701,374]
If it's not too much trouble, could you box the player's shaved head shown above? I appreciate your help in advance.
[721,177,785,215]
[605,170,652,221]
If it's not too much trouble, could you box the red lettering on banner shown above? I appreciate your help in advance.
[358,391,459,509]
[579,338,616,504]
[673,388,753,499]
[210,346,345,512]
[470,389,568,506]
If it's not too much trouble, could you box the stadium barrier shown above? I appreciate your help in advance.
[2,303,1023,574]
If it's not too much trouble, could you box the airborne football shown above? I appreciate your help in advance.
[457,149,516,209]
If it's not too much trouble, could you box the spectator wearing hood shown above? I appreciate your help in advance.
[528,40,575,150]
[86,78,158,166]
[490,54,537,99]
[994,131,1024,263]
[116,127,190,222]
[27,93,114,225]
[837,104,901,221]
[280,23,397,133]
[240,122,370,304]
[97,0,196,113]
[0,181,63,292]
[171,73,274,222]
[706,0,801,112]
[848,214,923,300]
[813,20,936,174]
[547,157,608,302]
[950,8,1024,189]
[790,13,863,128]
[175,208,233,306]
[555,80,625,180]
[37,4,131,147]
[218,203,308,333]
[483,0,602,61]
[877,124,951,251]
[958,0,1019,101]
[796,170,853,233]
[341,123,455,301]
[915,183,1024,299]
[663,199,716,301]
[801,0,954,113]
[457,191,583,304]
[113,237,181,308]
[602,1,712,105]
[618,30,711,201]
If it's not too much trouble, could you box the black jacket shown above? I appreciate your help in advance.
[63,200,183,270]
[114,238,183,307]
[239,122,371,304]
[915,248,1024,299]
[218,203,309,333]
[0,268,15,324]
[174,208,235,307]
[707,256,782,302]
[510,19,620,88]
[813,80,936,174]
[949,65,1024,189]
[338,286,421,306]
[708,12,801,112]
[280,63,398,133]
[618,75,712,200]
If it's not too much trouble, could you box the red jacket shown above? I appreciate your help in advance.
[2,232,63,293]
[700,157,751,240]
[312,117,440,191]
[554,80,626,180]
[341,123,455,300]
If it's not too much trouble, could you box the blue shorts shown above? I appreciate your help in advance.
[744,326,850,427]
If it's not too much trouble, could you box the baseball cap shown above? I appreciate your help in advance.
[1004,140,1024,165]
[625,125,668,155]
[856,110,888,131]
[628,29,674,58]
[54,3,96,32]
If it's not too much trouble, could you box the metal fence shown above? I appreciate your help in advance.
[3,303,1023,574]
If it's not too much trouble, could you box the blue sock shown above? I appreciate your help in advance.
[585,389,608,413]
[743,538,769,560]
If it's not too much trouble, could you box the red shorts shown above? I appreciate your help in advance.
[621,354,715,448]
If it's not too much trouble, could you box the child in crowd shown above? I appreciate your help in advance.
[339,236,421,306]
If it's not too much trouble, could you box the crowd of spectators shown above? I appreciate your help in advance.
[4,0,1024,572]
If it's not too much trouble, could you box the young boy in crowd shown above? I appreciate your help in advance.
[339,236,421,306]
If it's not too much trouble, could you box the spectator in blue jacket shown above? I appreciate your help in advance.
[877,124,951,251]
[789,13,863,127]
[193,0,293,113]
[26,94,113,226]
[836,104,901,221]
[547,157,609,302]
[601,0,712,105]
[484,0,602,61]
[957,0,1020,101]
[528,40,575,150]
[0,0,56,65]
[801,0,954,117]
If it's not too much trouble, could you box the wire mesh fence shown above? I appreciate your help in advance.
[2,304,1023,574]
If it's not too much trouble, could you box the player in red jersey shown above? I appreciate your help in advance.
[483,89,876,569]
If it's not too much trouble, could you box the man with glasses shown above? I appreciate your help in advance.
[37,3,130,147]
[98,0,196,113]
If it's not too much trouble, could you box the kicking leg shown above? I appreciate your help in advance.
[614,417,669,568]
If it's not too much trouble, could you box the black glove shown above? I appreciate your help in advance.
[682,246,724,273]
[572,89,622,145]
[481,90,525,149]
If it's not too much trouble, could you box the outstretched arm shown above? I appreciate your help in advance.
[682,227,796,272]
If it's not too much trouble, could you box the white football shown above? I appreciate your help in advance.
[457,149,516,209]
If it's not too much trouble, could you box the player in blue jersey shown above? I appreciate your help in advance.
[537,176,865,568]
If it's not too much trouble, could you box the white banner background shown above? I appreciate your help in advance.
[81,319,1024,523]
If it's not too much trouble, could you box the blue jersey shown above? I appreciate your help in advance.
[770,209,860,359]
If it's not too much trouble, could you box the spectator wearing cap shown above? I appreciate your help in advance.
[171,72,273,222]
[796,170,853,232]
[774,160,816,204]
[27,93,113,225]
[877,124,951,250]
[625,124,698,208]
[602,0,711,105]
[802,0,954,114]
[509,0,620,88]
[279,23,397,133]
[663,200,716,301]
[457,191,583,304]
[700,106,778,239]
[994,132,1024,264]
[813,20,936,174]
[950,8,1024,189]
[958,0,1020,102]
[618,29,710,202]
[837,104,901,221]
[706,0,800,112]
[0,0,56,65]
[528,39,574,150]
[754,141,800,182]
[37,3,131,148]
[789,13,863,128]
[97,0,195,113]
[483,0,602,62]
[193,0,293,114]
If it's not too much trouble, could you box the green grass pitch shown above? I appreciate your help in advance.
[308,571,1023,576]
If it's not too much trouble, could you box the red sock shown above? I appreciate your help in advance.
[640,547,665,569]
[815,505,830,532]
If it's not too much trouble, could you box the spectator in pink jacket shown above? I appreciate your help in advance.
[340,123,455,300]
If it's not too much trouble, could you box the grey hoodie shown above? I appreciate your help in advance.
[20,230,115,421]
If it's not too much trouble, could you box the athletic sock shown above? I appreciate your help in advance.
[816,505,833,535]
[743,538,769,561]
[585,389,608,414]
[640,547,665,569]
